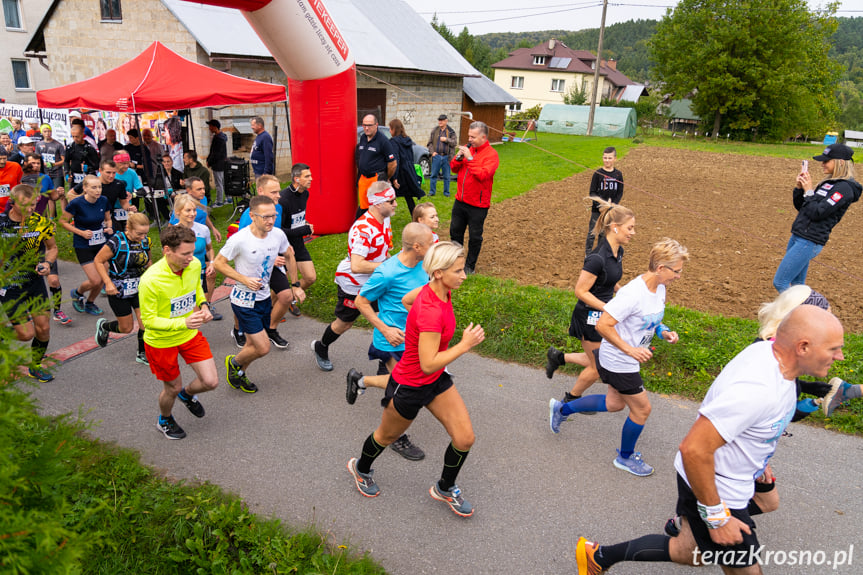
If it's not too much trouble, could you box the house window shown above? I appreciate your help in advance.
[511,76,524,89]
[551,79,565,92]
[100,0,122,21]
[508,103,522,112]
[3,0,21,29]
[11,59,30,90]
[533,56,546,66]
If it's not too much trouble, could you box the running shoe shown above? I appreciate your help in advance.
[71,289,85,313]
[546,346,565,379]
[266,328,289,349]
[156,415,186,440]
[389,434,425,461]
[575,537,605,574]
[347,457,380,497]
[28,365,54,382]
[136,352,149,365]
[376,360,390,376]
[823,377,851,417]
[429,483,473,517]
[84,301,103,316]
[95,318,110,347]
[225,355,258,393]
[549,398,566,433]
[231,328,246,348]
[209,305,223,321]
[311,340,333,371]
[178,391,205,418]
[288,301,301,317]
[613,450,654,477]
[53,310,72,325]
[346,368,363,405]
[664,515,681,537]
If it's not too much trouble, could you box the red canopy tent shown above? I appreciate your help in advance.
[36,41,286,112]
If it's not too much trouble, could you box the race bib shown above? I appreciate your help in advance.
[88,229,105,246]
[114,208,128,221]
[153,189,165,199]
[586,310,602,326]
[73,173,85,184]
[121,277,140,297]
[0,288,6,297]
[230,285,256,308]
[0,184,9,198]
[43,153,55,164]
[170,290,196,318]
[638,333,654,348]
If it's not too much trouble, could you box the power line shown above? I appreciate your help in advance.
[445,4,603,27]
[417,2,598,16]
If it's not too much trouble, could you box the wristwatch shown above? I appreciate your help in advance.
[291,281,301,288]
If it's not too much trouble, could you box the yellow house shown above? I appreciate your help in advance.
[492,39,638,111]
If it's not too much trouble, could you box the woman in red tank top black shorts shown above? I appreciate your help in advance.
[346,241,485,517]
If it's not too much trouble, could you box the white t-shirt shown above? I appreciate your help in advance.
[598,275,666,373]
[334,212,392,295]
[674,341,796,509]
[219,226,288,303]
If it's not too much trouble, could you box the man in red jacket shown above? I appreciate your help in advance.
[449,121,499,275]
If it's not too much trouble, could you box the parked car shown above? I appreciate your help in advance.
[356,126,431,178]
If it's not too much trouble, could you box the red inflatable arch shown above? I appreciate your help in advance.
[183,0,357,234]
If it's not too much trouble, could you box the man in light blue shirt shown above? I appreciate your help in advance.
[345,222,434,461]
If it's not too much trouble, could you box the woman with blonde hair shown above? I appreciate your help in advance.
[546,201,635,409]
[347,241,485,517]
[549,238,688,477]
[93,212,152,364]
[773,143,861,292]
[756,285,860,418]
[172,193,219,319]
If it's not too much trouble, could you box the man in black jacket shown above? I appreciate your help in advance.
[206,120,228,207]
[279,163,316,301]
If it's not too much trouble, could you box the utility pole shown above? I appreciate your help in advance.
[586,0,608,136]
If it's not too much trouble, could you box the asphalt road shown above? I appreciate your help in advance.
[24,261,863,574]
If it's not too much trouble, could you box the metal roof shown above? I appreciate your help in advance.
[618,84,648,103]
[463,74,520,105]
[161,0,479,77]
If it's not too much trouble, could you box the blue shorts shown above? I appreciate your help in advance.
[231,297,272,335]
[368,342,403,364]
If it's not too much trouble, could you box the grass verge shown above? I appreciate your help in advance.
[0,383,384,574]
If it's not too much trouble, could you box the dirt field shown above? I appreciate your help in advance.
[477,146,863,332]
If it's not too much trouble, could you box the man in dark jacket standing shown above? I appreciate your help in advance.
[206,120,228,206]
[250,116,274,178]
[427,114,456,197]
[449,121,499,275]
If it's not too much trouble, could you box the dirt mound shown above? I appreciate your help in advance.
[476,146,863,332]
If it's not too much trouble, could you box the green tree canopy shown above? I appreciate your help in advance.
[650,0,842,140]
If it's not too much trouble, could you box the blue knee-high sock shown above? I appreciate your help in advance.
[561,394,608,416]
[619,417,644,459]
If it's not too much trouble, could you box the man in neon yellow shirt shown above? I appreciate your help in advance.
[139,225,218,440]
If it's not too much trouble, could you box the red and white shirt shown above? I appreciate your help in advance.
[334,212,392,294]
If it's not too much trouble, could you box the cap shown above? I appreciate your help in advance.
[813,143,853,162]
[113,152,131,162]
[367,183,396,206]
[438,114,448,121]
[40,124,52,131]
[69,111,82,118]
[17,136,33,145]
[802,290,830,311]
[126,129,140,138]
[205,119,221,129]
[28,119,39,125]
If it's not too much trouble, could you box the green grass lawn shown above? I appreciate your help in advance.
[639,132,825,159]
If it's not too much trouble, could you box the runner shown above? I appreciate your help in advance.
[139,225,218,440]
[234,174,303,348]
[345,222,435,462]
[411,201,440,242]
[312,181,395,371]
[574,306,843,575]
[93,212,152,364]
[172,194,222,321]
[59,174,112,316]
[279,164,316,315]
[0,184,58,382]
[214,195,294,393]
[347,241,485,518]
[549,238,689,477]
[546,201,635,410]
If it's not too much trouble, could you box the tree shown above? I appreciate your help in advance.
[650,0,842,140]
[563,82,588,105]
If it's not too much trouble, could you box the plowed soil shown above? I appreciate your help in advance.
[475,146,863,332]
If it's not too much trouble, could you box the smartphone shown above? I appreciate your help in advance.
[802,160,808,173]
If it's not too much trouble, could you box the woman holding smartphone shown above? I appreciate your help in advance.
[773,143,860,293]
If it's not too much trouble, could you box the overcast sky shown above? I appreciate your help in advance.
[403,0,862,36]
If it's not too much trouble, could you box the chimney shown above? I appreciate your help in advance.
[608,59,617,70]
[549,39,555,50]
